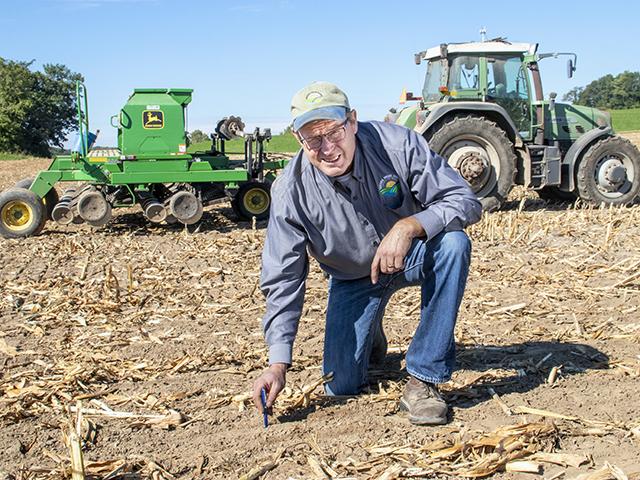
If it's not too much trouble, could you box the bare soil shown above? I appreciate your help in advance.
[1,139,639,479]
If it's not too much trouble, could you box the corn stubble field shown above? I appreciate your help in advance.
[1,137,640,480]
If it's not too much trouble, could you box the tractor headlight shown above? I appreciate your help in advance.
[416,109,429,127]
[384,108,400,123]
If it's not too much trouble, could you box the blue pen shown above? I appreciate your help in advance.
[260,388,269,428]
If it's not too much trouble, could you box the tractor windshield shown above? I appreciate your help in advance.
[422,59,444,103]
[486,54,531,136]
[448,55,480,91]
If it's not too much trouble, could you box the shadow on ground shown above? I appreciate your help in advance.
[369,340,608,409]
[273,341,608,423]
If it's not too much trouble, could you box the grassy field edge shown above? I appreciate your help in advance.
[610,107,640,132]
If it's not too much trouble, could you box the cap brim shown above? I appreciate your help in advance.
[293,106,347,131]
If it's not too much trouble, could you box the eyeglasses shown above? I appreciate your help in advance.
[299,119,350,151]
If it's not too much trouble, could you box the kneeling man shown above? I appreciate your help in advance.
[253,81,482,425]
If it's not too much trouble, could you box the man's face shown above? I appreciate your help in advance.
[296,111,358,177]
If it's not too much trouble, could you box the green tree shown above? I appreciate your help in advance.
[565,71,640,109]
[188,129,210,144]
[611,71,640,108]
[0,58,83,156]
[561,86,584,103]
[578,74,615,108]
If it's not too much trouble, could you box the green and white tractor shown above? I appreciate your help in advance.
[386,39,640,210]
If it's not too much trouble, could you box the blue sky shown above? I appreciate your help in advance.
[1,0,638,147]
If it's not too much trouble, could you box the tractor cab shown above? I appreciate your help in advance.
[416,41,539,139]
[409,40,609,149]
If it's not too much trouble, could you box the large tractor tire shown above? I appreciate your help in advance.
[232,182,271,221]
[426,115,517,211]
[15,177,59,220]
[537,186,578,203]
[576,136,640,205]
[0,187,47,239]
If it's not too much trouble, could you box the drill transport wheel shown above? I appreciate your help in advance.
[0,188,47,239]
[232,182,271,221]
[15,177,60,220]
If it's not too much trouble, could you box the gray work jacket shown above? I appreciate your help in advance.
[260,120,482,365]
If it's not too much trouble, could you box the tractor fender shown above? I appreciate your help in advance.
[561,126,613,191]
[416,102,524,148]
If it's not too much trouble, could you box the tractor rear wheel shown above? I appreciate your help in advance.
[576,136,640,205]
[232,182,271,221]
[0,188,47,238]
[15,177,59,219]
[426,115,516,211]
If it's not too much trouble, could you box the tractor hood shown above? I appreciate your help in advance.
[545,102,612,141]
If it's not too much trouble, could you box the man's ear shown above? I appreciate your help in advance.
[350,110,358,134]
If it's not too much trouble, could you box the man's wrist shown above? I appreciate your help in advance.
[269,362,288,373]
[398,216,425,239]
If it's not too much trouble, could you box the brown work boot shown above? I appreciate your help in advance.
[399,376,448,425]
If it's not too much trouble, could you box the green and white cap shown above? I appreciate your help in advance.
[290,81,350,131]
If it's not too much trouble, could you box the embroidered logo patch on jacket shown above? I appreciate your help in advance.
[378,174,403,209]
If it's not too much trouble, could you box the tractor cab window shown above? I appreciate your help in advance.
[448,55,480,92]
[487,55,532,137]
[422,59,445,103]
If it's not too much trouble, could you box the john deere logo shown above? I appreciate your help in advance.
[143,110,164,129]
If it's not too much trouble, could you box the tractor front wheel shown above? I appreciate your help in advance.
[576,136,640,205]
[232,182,271,221]
[15,177,59,220]
[426,115,517,211]
[0,188,47,239]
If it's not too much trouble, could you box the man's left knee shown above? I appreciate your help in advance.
[324,374,362,396]
[437,231,471,257]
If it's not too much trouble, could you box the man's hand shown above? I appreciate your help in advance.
[252,363,288,413]
[371,217,425,284]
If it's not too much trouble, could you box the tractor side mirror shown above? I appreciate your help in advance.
[549,92,557,110]
[567,59,576,78]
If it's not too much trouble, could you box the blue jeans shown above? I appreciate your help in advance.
[323,231,471,395]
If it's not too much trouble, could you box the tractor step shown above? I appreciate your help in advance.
[528,145,561,189]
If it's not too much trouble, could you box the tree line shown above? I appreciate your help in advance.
[563,71,640,110]
[0,58,83,157]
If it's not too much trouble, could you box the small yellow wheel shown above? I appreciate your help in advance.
[232,182,271,221]
[15,177,59,220]
[0,188,47,239]
[242,187,270,215]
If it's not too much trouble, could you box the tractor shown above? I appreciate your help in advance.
[0,82,286,239]
[385,39,640,210]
